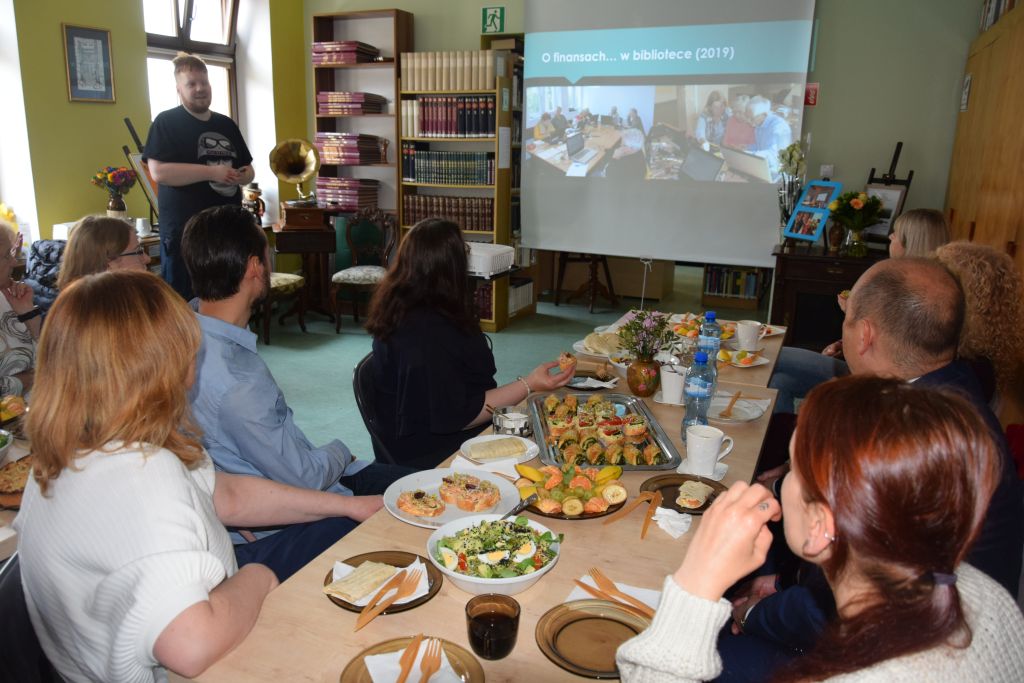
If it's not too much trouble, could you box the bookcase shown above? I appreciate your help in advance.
[700,264,770,311]
[398,50,524,332]
[311,10,413,216]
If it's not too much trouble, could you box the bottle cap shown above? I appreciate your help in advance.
[705,311,716,321]
[694,351,708,363]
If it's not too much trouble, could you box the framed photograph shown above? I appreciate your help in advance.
[863,183,908,239]
[798,180,842,209]
[63,24,115,103]
[784,207,829,242]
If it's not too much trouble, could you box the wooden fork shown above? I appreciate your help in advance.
[354,569,423,631]
[589,568,656,618]
[718,391,743,418]
[418,637,442,683]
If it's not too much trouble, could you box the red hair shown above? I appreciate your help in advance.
[777,376,998,680]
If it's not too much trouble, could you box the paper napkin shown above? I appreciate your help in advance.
[449,454,520,481]
[566,574,662,611]
[651,507,693,539]
[364,640,461,683]
[570,376,619,389]
[330,557,430,607]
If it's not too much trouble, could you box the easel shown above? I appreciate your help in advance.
[865,141,914,244]
[122,117,159,230]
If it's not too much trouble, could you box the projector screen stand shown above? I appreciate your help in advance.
[554,252,618,313]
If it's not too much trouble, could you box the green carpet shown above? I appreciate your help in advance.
[259,265,768,460]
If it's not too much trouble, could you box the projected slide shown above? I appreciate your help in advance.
[521,0,815,267]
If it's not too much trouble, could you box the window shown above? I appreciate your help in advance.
[143,0,238,118]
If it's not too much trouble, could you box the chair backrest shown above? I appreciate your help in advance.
[346,207,397,268]
[352,352,396,465]
[0,553,62,682]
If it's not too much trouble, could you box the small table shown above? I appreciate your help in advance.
[272,224,336,322]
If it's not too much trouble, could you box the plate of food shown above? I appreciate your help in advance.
[322,550,442,613]
[535,599,651,678]
[513,463,627,519]
[716,349,770,368]
[640,473,727,515]
[530,393,680,471]
[760,324,786,338]
[460,434,539,465]
[573,330,623,358]
[383,468,519,529]
[339,636,484,683]
[0,451,31,510]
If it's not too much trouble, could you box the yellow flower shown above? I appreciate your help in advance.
[0,202,15,224]
[828,200,839,211]
[850,198,864,210]
[858,192,868,202]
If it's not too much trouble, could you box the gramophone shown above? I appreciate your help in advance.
[269,138,324,230]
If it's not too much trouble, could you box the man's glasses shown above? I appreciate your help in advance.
[112,247,145,260]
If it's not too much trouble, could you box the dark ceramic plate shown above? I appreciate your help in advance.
[322,550,442,614]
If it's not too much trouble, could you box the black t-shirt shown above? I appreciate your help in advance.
[143,105,253,236]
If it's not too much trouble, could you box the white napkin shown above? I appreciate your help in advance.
[449,454,520,481]
[571,376,619,389]
[675,459,728,481]
[651,507,693,539]
[566,574,662,610]
[364,639,461,683]
[330,558,430,607]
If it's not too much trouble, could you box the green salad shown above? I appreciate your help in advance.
[435,517,561,579]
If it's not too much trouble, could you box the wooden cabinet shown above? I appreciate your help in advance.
[770,246,886,351]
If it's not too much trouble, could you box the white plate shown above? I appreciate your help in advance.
[653,390,684,407]
[460,434,538,465]
[723,339,767,352]
[727,354,770,369]
[593,324,611,333]
[760,325,786,338]
[707,397,767,423]
[572,339,604,358]
[383,468,520,529]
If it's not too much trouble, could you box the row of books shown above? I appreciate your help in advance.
[703,266,763,299]
[980,0,1017,31]
[401,144,495,185]
[314,133,384,165]
[399,96,496,138]
[402,195,493,232]
[315,177,379,211]
[316,91,388,116]
[473,281,494,320]
[400,50,507,92]
[312,41,380,65]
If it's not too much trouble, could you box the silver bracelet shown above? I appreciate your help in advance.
[516,376,532,395]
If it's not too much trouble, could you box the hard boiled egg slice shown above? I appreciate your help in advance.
[513,541,536,563]
[477,550,509,565]
[438,547,459,571]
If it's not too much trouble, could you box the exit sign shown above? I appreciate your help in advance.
[482,6,505,34]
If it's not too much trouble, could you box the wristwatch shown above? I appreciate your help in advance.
[16,306,41,323]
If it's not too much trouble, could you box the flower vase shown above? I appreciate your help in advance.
[626,356,660,397]
[826,220,844,255]
[842,228,868,258]
[107,193,127,219]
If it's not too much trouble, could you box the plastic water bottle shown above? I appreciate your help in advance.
[682,351,716,441]
[698,311,722,381]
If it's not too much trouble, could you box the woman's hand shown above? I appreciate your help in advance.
[3,281,34,315]
[672,482,780,602]
[526,360,575,392]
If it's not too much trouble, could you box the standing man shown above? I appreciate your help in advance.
[144,52,254,300]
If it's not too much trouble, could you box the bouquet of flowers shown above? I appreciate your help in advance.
[91,166,137,197]
[618,309,672,359]
[828,191,882,232]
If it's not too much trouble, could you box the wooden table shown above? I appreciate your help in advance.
[187,383,777,682]
[528,125,623,176]
[272,224,337,322]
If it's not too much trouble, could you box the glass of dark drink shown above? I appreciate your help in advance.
[465,594,520,660]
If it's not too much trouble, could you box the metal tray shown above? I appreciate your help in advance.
[528,392,681,471]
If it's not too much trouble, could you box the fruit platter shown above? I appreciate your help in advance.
[513,463,628,520]
[670,313,736,341]
[528,393,681,471]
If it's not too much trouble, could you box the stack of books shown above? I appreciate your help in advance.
[400,145,494,185]
[315,133,384,165]
[402,195,493,231]
[317,92,388,116]
[474,281,494,320]
[312,41,381,65]
[400,96,496,138]
[315,177,379,211]
[400,50,508,91]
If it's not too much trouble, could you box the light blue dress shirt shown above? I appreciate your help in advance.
[752,112,792,155]
[190,312,368,539]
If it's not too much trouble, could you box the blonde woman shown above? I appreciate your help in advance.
[935,241,1024,402]
[15,271,381,682]
[56,215,151,289]
[888,208,950,258]
[0,220,38,395]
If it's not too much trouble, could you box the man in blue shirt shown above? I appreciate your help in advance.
[746,96,792,177]
[181,205,414,580]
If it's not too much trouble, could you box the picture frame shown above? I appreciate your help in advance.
[797,180,842,209]
[863,183,908,239]
[62,24,115,103]
[126,152,159,217]
[784,207,829,242]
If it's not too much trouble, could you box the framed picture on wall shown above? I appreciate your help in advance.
[62,24,115,103]
[863,183,908,239]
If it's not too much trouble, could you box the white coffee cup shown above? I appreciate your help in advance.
[736,320,762,352]
[659,364,686,404]
[683,425,734,476]
[136,217,153,237]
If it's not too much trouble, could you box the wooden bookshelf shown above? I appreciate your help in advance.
[700,264,770,311]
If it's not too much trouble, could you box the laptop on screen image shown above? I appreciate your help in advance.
[566,132,584,157]
[721,146,774,182]
[680,147,726,181]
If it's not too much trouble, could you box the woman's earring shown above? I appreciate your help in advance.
[823,532,837,544]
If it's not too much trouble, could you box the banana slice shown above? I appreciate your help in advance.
[601,484,628,505]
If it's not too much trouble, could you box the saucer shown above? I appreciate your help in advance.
[653,390,684,407]
[675,458,728,481]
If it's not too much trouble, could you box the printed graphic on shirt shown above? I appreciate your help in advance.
[198,131,238,197]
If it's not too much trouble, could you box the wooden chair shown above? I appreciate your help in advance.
[330,208,397,333]
[352,352,396,464]
[251,272,307,345]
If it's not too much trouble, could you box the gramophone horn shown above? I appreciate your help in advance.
[269,138,320,202]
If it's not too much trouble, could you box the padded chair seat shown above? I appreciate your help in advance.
[332,265,386,285]
[270,272,305,295]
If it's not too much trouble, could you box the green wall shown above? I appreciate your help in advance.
[14,0,152,238]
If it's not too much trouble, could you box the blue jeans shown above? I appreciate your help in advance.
[769,347,849,413]
[234,463,416,581]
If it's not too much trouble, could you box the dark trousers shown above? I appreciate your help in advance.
[234,462,415,581]
[160,233,193,301]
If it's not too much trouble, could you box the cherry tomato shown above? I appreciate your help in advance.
[457,553,468,572]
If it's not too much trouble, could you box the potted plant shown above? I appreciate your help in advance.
[618,309,673,397]
[828,191,882,257]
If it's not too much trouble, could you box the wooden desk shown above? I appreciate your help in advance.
[272,224,336,322]
[188,384,776,682]
[528,125,622,176]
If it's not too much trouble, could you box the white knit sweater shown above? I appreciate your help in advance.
[616,563,1024,682]
[14,445,237,683]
